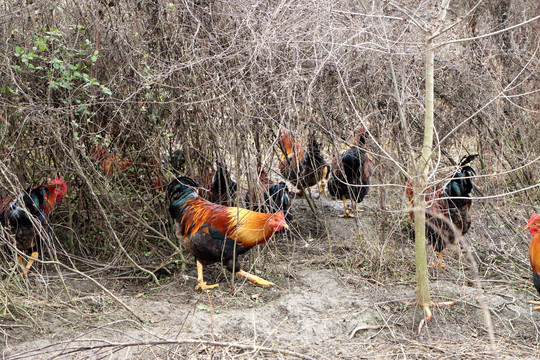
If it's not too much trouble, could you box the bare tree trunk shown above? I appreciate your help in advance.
[414,35,435,312]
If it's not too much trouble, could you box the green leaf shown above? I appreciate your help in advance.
[101,86,112,95]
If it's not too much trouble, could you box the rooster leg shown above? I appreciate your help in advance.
[436,249,446,269]
[320,166,328,197]
[293,188,304,197]
[195,260,219,292]
[428,249,446,269]
[339,196,354,218]
[529,301,540,311]
[352,200,364,213]
[23,251,39,273]
[237,270,274,287]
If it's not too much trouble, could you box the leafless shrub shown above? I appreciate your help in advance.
[0,0,537,348]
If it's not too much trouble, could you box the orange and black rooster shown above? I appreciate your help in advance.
[0,177,68,273]
[245,168,292,221]
[194,162,237,206]
[526,213,540,310]
[406,155,477,267]
[92,146,131,176]
[168,176,288,291]
[93,146,167,191]
[278,129,328,198]
[327,128,373,218]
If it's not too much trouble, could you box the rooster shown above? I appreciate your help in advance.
[0,177,68,273]
[194,162,237,206]
[245,168,292,221]
[93,146,167,191]
[278,129,328,198]
[526,213,540,310]
[168,176,288,291]
[406,155,477,268]
[327,128,373,218]
[92,146,131,175]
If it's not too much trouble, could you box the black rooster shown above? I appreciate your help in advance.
[327,128,374,218]
[246,168,292,221]
[407,154,478,267]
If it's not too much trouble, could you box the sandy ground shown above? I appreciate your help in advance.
[2,195,540,359]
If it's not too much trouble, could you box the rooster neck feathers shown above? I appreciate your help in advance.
[168,177,282,249]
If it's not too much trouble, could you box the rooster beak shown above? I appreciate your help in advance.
[525,225,530,230]
[282,222,289,230]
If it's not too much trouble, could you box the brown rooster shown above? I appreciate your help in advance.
[93,146,167,191]
[278,129,328,198]
[92,146,131,176]
[406,155,477,268]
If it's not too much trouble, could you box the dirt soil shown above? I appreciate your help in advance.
[2,195,540,359]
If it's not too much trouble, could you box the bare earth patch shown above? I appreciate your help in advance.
[2,196,540,359]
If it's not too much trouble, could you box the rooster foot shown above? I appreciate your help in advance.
[429,250,446,269]
[195,260,218,291]
[339,208,355,218]
[18,252,39,276]
[196,281,219,292]
[529,300,540,311]
[428,261,446,269]
[237,270,274,287]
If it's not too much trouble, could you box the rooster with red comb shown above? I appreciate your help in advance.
[0,177,68,273]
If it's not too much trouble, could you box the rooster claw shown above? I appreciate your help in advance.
[250,278,274,287]
[196,282,219,292]
[339,208,355,218]
[529,300,540,311]
[237,270,274,287]
[20,269,38,277]
[428,261,446,269]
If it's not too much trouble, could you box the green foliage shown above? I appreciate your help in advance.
[10,27,111,115]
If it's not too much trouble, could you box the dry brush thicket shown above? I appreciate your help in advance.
[0,0,538,334]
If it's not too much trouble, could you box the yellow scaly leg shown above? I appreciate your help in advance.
[437,249,446,269]
[529,301,540,311]
[320,166,328,197]
[24,251,39,273]
[339,196,354,218]
[429,249,446,269]
[195,260,219,292]
[237,270,274,287]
